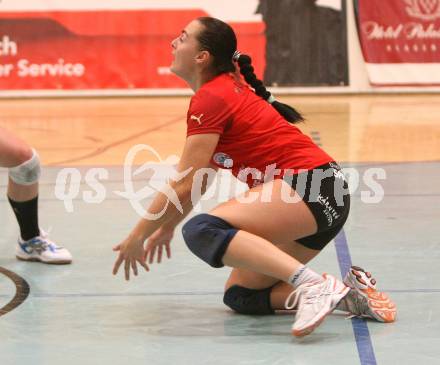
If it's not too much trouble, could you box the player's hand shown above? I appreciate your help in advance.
[144,226,173,264]
[112,234,150,280]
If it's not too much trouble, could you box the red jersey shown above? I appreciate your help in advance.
[186,73,333,188]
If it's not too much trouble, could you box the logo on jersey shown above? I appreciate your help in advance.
[190,113,204,125]
[213,152,234,168]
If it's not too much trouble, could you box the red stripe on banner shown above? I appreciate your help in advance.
[0,10,265,90]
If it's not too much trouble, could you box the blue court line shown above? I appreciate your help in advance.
[334,229,377,365]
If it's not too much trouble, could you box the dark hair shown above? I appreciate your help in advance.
[196,17,304,124]
[235,54,304,123]
[196,17,237,75]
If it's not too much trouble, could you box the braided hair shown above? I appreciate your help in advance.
[196,17,304,124]
[233,51,304,123]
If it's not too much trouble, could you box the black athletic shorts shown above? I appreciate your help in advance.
[283,162,350,250]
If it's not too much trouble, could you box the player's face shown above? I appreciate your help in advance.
[170,20,204,79]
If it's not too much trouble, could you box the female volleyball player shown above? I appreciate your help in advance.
[113,17,395,336]
[1,127,72,264]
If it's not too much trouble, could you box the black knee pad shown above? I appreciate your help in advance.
[182,214,238,268]
[223,285,274,315]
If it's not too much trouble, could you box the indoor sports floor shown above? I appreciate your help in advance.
[1,94,439,364]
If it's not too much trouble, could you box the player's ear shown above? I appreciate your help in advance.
[195,50,211,66]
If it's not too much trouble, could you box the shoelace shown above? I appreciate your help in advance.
[22,237,49,254]
[23,227,58,252]
[284,280,335,312]
[285,286,305,310]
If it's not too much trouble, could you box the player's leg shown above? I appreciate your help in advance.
[0,127,72,264]
[218,190,396,322]
[1,128,40,239]
[182,178,349,336]
[218,178,396,323]
[222,240,320,315]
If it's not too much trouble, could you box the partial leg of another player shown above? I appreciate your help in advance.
[0,127,72,264]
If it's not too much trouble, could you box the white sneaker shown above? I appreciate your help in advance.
[286,274,350,337]
[343,266,396,323]
[16,231,72,264]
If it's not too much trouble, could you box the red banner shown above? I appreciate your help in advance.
[356,0,440,85]
[0,10,265,90]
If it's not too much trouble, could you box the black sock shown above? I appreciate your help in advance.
[8,196,40,240]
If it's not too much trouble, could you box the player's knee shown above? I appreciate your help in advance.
[16,145,34,163]
[4,143,33,167]
[182,214,238,268]
[9,148,41,185]
[223,285,274,315]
